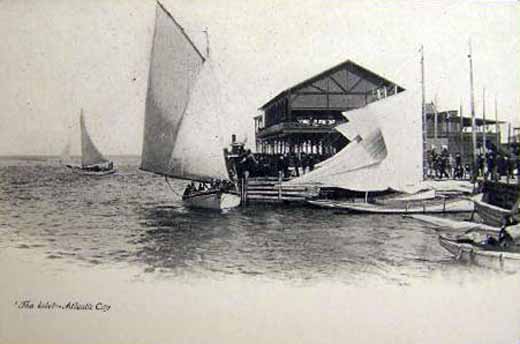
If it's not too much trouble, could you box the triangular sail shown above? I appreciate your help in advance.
[169,61,230,180]
[286,89,423,192]
[80,110,108,167]
[140,2,205,178]
[141,2,230,181]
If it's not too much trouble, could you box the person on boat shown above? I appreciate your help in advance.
[498,226,514,249]
[481,234,499,248]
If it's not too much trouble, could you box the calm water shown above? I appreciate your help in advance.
[0,156,485,284]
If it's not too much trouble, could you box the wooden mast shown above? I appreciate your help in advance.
[494,96,500,151]
[420,45,427,179]
[468,40,477,177]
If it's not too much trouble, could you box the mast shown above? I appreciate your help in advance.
[494,96,500,151]
[482,87,487,180]
[434,94,438,142]
[482,87,487,154]
[203,27,210,59]
[468,40,477,176]
[420,45,427,179]
[459,102,464,159]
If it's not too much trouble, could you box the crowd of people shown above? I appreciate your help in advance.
[183,179,235,197]
[234,150,333,179]
[427,144,520,181]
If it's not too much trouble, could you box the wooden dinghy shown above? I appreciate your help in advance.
[439,234,520,272]
[307,197,473,214]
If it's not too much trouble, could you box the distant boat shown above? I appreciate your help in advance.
[140,2,240,210]
[65,109,115,176]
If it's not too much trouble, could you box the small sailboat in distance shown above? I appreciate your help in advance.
[140,2,240,210]
[65,109,115,176]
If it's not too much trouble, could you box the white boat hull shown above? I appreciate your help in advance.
[439,235,520,272]
[183,190,241,210]
[307,198,474,214]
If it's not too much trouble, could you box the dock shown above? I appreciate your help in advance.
[241,176,319,204]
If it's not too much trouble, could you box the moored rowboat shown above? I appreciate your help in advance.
[307,197,473,214]
[439,235,520,272]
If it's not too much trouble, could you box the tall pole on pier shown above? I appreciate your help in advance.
[420,45,427,179]
[468,40,477,177]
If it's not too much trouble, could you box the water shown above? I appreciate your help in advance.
[0,156,490,285]
[4,157,520,344]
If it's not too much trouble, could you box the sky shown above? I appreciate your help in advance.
[0,0,518,155]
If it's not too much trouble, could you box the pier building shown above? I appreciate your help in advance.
[254,60,404,157]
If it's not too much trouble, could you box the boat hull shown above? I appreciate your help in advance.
[307,198,473,214]
[473,196,512,227]
[66,165,116,176]
[183,190,241,210]
[439,235,520,272]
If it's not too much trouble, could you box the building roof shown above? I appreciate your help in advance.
[259,59,404,111]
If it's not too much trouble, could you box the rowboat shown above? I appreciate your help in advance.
[473,193,517,227]
[439,234,520,272]
[307,197,473,214]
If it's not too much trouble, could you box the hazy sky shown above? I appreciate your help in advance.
[0,0,518,155]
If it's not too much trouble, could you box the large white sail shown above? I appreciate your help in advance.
[80,111,108,167]
[141,3,230,181]
[169,61,230,181]
[140,2,205,178]
[287,89,423,193]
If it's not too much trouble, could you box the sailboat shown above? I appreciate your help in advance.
[65,110,115,176]
[140,2,240,210]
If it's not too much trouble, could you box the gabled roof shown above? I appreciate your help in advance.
[260,59,404,110]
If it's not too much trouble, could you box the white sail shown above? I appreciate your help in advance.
[169,61,230,180]
[286,89,423,192]
[80,110,108,167]
[141,2,230,181]
[141,2,206,178]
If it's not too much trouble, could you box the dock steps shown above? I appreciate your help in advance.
[242,176,319,204]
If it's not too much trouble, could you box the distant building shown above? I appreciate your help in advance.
[425,103,504,164]
[254,59,404,157]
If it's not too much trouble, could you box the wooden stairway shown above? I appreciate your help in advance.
[242,176,320,204]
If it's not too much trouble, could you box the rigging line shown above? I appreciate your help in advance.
[165,176,182,197]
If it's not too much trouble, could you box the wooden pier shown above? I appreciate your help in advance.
[241,175,320,204]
